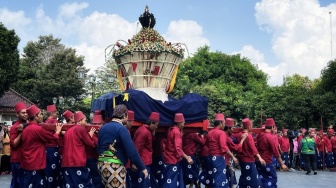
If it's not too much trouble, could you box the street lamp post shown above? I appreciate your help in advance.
[88,74,96,112]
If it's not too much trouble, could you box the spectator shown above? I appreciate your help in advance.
[1,125,11,174]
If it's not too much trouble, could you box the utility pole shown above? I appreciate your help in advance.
[330,11,333,60]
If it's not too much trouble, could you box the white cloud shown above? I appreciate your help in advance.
[233,45,287,85]
[254,0,336,85]
[0,3,209,74]
[163,20,210,56]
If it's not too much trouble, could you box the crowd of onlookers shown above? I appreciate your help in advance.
[0,122,12,175]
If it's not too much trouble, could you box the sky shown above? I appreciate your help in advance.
[1,0,336,85]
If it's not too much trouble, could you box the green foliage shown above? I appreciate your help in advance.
[0,23,20,96]
[172,46,268,123]
[12,34,87,110]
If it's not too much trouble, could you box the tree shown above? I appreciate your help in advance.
[12,35,88,110]
[0,23,20,97]
[172,46,268,122]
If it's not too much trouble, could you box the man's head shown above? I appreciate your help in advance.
[15,102,28,121]
[309,129,316,138]
[224,118,234,133]
[147,112,160,132]
[282,129,288,137]
[62,110,74,123]
[74,111,87,126]
[124,110,134,130]
[242,118,252,131]
[174,113,185,130]
[214,113,225,130]
[112,104,128,125]
[47,104,58,119]
[92,115,103,126]
[27,105,43,123]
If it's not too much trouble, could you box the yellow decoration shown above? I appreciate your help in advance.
[117,68,125,92]
[123,93,129,101]
[167,66,179,93]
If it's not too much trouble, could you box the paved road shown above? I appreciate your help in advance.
[0,170,335,187]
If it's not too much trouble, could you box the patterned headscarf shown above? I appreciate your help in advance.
[112,104,128,118]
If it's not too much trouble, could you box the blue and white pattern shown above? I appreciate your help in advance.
[181,155,199,185]
[207,156,227,188]
[256,162,277,188]
[10,162,24,188]
[238,162,262,188]
[63,167,94,188]
[281,152,289,166]
[161,162,184,188]
[45,147,61,188]
[86,158,104,188]
[22,169,45,188]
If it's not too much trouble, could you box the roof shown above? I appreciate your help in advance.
[0,88,34,112]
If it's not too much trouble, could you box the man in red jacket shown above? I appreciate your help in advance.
[10,102,28,188]
[62,111,96,188]
[278,129,290,167]
[44,104,61,188]
[181,122,205,188]
[132,112,160,188]
[21,105,62,188]
[237,118,264,188]
[162,113,193,188]
[256,118,288,188]
[86,112,104,188]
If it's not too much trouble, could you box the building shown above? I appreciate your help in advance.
[0,88,34,125]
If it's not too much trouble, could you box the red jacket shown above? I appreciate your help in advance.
[133,125,154,165]
[21,122,59,170]
[182,132,205,156]
[44,117,59,147]
[85,134,99,159]
[278,136,290,152]
[10,119,24,163]
[206,127,229,156]
[256,131,280,164]
[62,124,96,167]
[237,131,258,163]
[163,127,184,164]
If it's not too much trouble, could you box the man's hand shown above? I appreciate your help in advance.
[259,157,266,166]
[55,123,63,134]
[17,124,23,132]
[187,156,194,164]
[232,156,239,165]
[142,169,149,179]
[131,164,138,172]
[281,163,289,171]
[89,127,96,137]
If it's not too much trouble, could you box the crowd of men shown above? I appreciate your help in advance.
[3,101,336,188]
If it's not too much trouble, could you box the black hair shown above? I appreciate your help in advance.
[146,120,157,125]
[214,120,222,127]
[304,131,309,136]
[265,126,273,130]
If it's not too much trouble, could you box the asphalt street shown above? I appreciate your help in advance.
[0,170,334,187]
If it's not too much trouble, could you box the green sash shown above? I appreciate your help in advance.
[98,150,123,165]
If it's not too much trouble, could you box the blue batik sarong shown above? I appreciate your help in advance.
[162,162,184,188]
[256,162,277,188]
[207,156,228,188]
[10,162,24,188]
[181,155,199,185]
[130,165,158,188]
[63,167,94,188]
[199,156,212,187]
[126,168,132,188]
[45,147,61,188]
[22,169,45,188]
[325,152,335,168]
[281,152,289,166]
[238,162,262,188]
[151,155,164,186]
[86,158,104,188]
